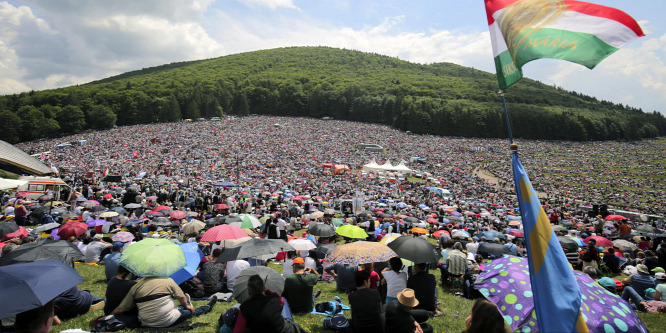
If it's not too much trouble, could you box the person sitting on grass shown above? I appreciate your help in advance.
[348,270,383,333]
[201,248,225,294]
[407,263,440,315]
[621,264,658,312]
[464,298,513,333]
[282,257,320,313]
[104,265,139,328]
[385,288,432,333]
[233,274,307,333]
[53,285,105,321]
[382,257,408,304]
[112,275,216,328]
[14,300,54,333]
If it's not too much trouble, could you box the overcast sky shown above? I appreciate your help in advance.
[1,0,665,114]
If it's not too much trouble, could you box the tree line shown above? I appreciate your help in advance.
[0,46,664,143]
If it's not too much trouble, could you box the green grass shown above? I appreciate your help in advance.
[49,236,665,333]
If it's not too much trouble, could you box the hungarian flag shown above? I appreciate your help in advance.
[485,0,644,89]
[101,167,109,178]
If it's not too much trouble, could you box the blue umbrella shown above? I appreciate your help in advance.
[0,259,84,318]
[479,230,506,240]
[125,218,148,226]
[214,182,237,187]
[170,242,204,285]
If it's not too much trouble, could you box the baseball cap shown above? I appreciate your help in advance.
[293,257,305,265]
[112,242,123,250]
[655,272,666,281]
[94,234,103,240]
[652,267,665,273]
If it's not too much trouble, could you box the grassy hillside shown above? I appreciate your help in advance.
[1,46,664,143]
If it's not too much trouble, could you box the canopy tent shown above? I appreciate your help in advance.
[362,159,412,174]
[333,164,350,175]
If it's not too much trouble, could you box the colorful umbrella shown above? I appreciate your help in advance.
[111,231,135,243]
[201,224,248,242]
[605,215,628,221]
[170,242,204,285]
[57,221,88,239]
[335,225,368,239]
[86,219,106,227]
[119,238,186,277]
[153,206,171,212]
[475,256,649,333]
[230,214,261,229]
[3,226,29,241]
[0,222,19,239]
[411,227,428,234]
[329,241,397,265]
[584,236,614,248]
[215,204,229,210]
[169,210,187,219]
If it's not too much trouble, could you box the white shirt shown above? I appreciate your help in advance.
[4,206,14,216]
[305,257,318,271]
[225,260,250,292]
[383,270,408,298]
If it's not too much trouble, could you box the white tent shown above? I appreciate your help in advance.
[0,178,27,191]
[392,161,413,174]
[362,159,382,172]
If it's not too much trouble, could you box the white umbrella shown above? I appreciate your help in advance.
[99,211,119,218]
[124,203,142,209]
[288,239,316,251]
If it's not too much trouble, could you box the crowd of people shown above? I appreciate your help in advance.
[1,115,666,332]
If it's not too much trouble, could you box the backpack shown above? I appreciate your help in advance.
[40,213,54,225]
[322,315,350,332]
[315,301,342,315]
[92,315,126,332]
[179,277,205,298]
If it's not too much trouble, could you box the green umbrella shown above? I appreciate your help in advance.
[231,214,261,229]
[119,238,186,277]
[331,218,344,227]
[335,225,368,239]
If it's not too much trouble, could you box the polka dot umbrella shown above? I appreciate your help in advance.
[475,256,648,333]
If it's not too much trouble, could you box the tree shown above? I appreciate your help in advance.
[0,110,22,143]
[57,105,86,133]
[88,104,117,129]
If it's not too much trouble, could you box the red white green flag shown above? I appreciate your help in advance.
[485,0,644,89]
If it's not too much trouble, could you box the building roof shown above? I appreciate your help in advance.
[0,140,53,176]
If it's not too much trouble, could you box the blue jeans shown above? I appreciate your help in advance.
[621,286,646,311]
[174,304,210,324]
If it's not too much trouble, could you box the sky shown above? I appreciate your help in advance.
[1,0,665,114]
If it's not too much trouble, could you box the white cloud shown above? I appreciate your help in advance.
[236,0,299,10]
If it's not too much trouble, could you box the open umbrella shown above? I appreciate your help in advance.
[475,256,648,333]
[331,218,344,227]
[181,220,206,235]
[508,230,525,238]
[0,222,19,239]
[231,214,261,229]
[477,243,511,257]
[215,204,230,210]
[233,266,285,304]
[151,216,171,226]
[410,227,428,235]
[315,243,338,259]
[86,219,106,227]
[335,225,368,239]
[328,241,397,265]
[605,215,627,221]
[3,226,28,241]
[169,210,187,219]
[0,239,82,267]
[557,236,579,251]
[109,207,127,215]
[90,205,106,213]
[452,230,470,239]
[124,203,142,209]
[0,259,84,319]
[387,236,441,264]
[31,222,61,234]
[170,242,204,285]
[584,235,614,247]
[217,239,294,262]
[288,238,316,252]
[145,210,164,218]
[220,215,243,225]
[613,239,637,251]
[308,223,336,237]
[201,224,248,242]
[111,231,135,243]
[57,221,88,239]
[432,230,449,238]
[119,238,186,277]
[205,215,226,226]
[635,225,658,235]
[99,211,119,218]
[479,230,506,240]
[309,211,324,220]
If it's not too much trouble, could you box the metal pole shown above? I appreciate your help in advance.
[500,91,514,144]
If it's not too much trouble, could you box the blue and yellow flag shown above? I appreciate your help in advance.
[512,152,588,333]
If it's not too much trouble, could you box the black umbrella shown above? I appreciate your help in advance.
[357,210,373,217]
[233,266,285,304]
[386,236,442,264]
[308,223,336,237]
[477,243,511,257]
[0,222,19,239]
[557,236,579,251]
[404,217,419,224]
[379,213,393,219]
[221,215,243,224]
[205,215,226,226]
[289,206,300,216]
[151,217,171,226]
[216,239,294,262]
[315,243,338,259]
[0,259,84,319]
[0,239,82,267]
[90,205,106,212]
[110,207,127,214]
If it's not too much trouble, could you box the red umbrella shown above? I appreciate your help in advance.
[426,218,438,224]
[103,193,113,200]
[3,227,29,241]
[154,206,170,212]
[584,236,614,247]
[432,230,450,238]
[605,215,627,221]
[215,204,229,210]
[200,225,248,242]
[16,192,29,198]
[57,222,88,239]
[145,211,164,217]
[169,210,187,219]
[508,230,525,238]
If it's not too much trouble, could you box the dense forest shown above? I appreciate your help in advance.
[0,46,664,143]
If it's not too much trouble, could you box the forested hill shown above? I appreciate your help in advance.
[1,46,664,143]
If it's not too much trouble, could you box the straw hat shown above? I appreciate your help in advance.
[397,288,419,307]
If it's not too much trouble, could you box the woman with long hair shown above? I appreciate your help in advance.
[465,299,511,333]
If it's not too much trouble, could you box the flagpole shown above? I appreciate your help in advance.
[499,90,514,144]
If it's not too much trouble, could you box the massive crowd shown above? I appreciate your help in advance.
[1,116,665,333]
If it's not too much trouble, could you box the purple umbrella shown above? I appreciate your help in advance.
[475,256,648,333]
[111,231,135,243]
[50,228,60,240]
[86,219,106,227]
